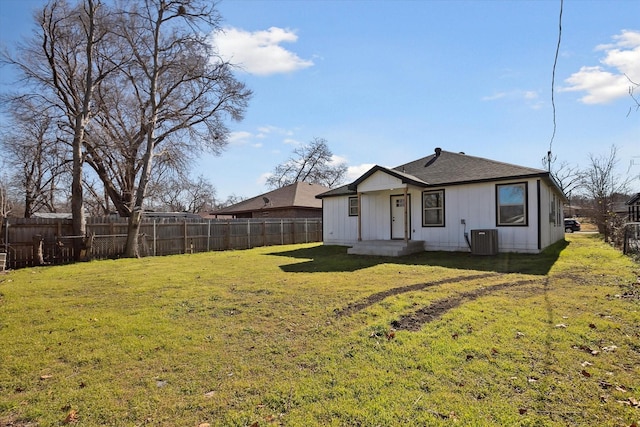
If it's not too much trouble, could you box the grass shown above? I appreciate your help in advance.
[0,234,638,426]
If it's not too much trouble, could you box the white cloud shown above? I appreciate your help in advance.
[482,90,542,108]
[211,26,314,76]
[257,172,271,185]
[482,92,507,101]
[561,30,640,104]
[227,131,253,146]
[330,154,348,166]
[346,163,375,181]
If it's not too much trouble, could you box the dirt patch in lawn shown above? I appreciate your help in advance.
[335,273,501,317]
[390,278,545,331]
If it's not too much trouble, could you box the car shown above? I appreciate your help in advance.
[564,219,581,233]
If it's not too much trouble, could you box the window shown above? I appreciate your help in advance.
[496,182,527,226]
[422,190,444,226]
[348,196,358,216]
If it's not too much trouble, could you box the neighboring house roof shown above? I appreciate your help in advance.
[318,148,566,200]
[211,182,329,215]
[626,193,640,205]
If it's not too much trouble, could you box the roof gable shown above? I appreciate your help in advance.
[347,165,428,191]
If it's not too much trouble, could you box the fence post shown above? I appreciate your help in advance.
[183,220,188,254]
[305,218,308,243]
[3,217,8,253]
[280,219,284,245]
[207,220,211,252]
[153,219,157,257]
[247,219,251,249]
[262,219,266,246]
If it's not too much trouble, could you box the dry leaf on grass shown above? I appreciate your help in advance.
[63,409,78,424]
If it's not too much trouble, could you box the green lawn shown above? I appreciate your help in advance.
[1,234,638,426]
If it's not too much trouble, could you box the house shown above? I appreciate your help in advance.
[626,193,640,222]
[317,148,568,256]
[209,182,329,219]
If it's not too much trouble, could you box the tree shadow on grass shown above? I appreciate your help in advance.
[267,239,569,276]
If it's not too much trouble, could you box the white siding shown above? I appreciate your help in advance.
[322,176,565,253]
[358,171,404,193]
[322,197,358,245]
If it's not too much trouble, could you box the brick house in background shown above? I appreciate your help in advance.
[208,182,329,219]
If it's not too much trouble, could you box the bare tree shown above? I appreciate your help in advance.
[0,173,14,218]
[542,152,583,199]
[627,75,639,117]
[266,137,347,189]
[2,0,121,258]
[83,0,250,257]
[579,145,631,242]
[0,98,67,217]
[216,194,246,209]
[146,173,216,213]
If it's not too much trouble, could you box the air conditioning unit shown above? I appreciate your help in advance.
[471,229,498,255]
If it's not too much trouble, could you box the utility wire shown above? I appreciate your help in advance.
[548,0,564,164]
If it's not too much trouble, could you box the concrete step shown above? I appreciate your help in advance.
[347,240,425,257]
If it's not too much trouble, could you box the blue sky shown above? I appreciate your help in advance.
[1,0,639,201]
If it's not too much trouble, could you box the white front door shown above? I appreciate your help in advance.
[391,195,410,239]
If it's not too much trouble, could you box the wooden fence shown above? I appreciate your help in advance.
[0,216,323,269]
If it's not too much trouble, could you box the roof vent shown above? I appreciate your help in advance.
[435,147,442,156]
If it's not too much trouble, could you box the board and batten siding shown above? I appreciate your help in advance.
[322,177,564,254]
[321,196,358,245]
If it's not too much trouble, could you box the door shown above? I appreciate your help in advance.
[391,195,410,239]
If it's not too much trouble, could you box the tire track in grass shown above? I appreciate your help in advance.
[390,278,543,331]
[334,273,501,317]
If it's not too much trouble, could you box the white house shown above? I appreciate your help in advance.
[317,148,567,256]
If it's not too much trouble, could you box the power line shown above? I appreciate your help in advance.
[549,0,564,158]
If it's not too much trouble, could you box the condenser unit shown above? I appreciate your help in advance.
[471,229,498,255]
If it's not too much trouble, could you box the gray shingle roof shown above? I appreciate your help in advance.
[397,150,548,185]
[318,149,560,198]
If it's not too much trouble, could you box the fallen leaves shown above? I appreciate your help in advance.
[63,409,78,424]
[617,397,640,407]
